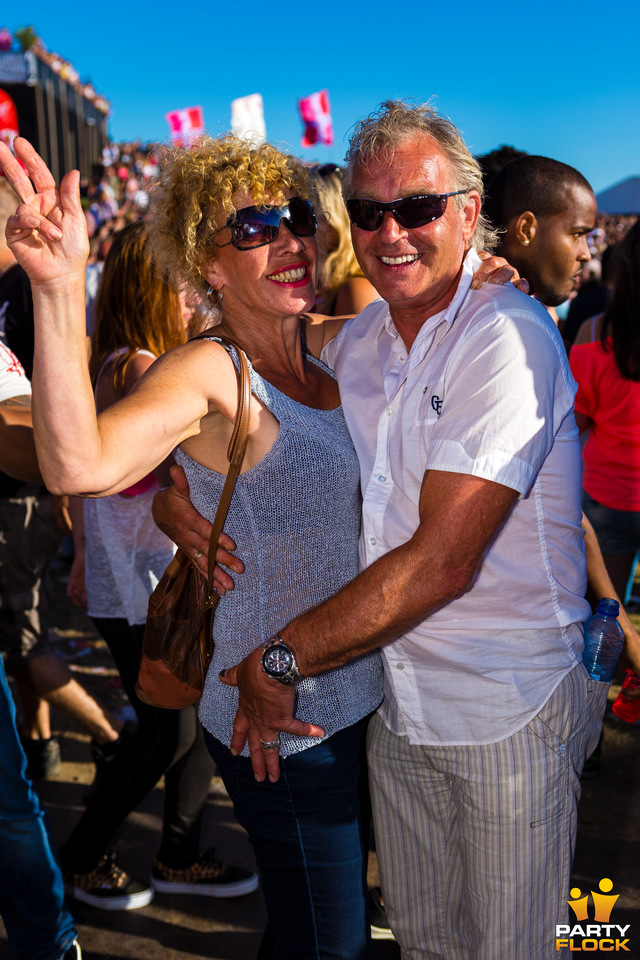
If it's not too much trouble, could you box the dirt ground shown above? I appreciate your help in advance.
[1,551,639,959]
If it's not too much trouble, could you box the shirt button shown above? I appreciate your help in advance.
[396,662,405,671]
[385,408,393,416]
[378,475,386,483]
[369,537,376,546]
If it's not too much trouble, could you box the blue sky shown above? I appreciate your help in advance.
[6,2,639,194]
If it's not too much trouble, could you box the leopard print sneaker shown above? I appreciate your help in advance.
[151,848,258,898]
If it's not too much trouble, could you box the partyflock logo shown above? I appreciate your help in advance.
[556,879,631,952]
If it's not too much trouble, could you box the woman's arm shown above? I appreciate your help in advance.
[301,313,352,358]
[0,139,227,498]
[97,352,172,488]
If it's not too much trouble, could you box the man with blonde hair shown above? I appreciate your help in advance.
[161,101,607,959]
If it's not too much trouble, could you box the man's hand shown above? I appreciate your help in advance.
[473,251,529,293]
[152,463,244,591]
[220,649,325,782]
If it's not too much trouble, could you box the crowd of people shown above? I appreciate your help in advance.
[0,99,639,960]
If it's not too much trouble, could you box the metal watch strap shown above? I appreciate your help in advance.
[262,636,304,685]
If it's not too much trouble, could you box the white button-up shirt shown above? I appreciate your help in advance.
[323,250,590,745]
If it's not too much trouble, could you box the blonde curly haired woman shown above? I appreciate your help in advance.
[63,221,257,911]
[2,134,384,959]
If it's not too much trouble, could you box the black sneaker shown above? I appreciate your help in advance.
[64,852,153,911]
[151,848,259,898]
[84,721,134,802]
[369,887,396,941]
[20,735,62,779]
[90,720,134,774]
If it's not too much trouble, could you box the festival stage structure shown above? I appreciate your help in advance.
[0,35,109,182]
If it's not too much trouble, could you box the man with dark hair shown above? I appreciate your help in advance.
[484,154,596,307]
[484,151,640,693]
[475,143,528,184]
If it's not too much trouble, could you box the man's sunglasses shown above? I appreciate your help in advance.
[214,198,317,250]
[346,191,468,232]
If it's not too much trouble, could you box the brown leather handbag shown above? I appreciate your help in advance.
[136,338,251,709]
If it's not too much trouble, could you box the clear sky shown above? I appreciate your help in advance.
[6,2,639,195]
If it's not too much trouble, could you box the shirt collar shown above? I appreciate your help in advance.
[375,248,482,357]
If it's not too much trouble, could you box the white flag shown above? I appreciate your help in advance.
[231,93,266,145]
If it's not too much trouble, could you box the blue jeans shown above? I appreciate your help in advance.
[204,718,371,960]
[0,658,76,960]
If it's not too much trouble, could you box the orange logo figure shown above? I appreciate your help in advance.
[591,878,620,923]
[567,887,590,922]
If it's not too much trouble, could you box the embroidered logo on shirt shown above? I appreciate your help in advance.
[430,394,443,415]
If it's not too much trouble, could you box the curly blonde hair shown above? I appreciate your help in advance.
[147,135,316,308]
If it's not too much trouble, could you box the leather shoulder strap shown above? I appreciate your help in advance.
[192,333,251,599]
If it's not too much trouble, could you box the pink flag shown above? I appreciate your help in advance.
[165,106,204,144]
[298,90,333,148]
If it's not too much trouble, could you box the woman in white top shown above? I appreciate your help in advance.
[62,221,257,910]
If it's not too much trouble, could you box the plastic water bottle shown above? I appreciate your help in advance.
[611,670,640,723]
[581,598,624,682]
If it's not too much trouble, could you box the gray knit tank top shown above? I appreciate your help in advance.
[174,341,384,756]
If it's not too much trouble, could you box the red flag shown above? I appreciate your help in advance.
[298,90,333,148]
[165,106,204,144]
[0,89,19,150]
[0,89,25,175]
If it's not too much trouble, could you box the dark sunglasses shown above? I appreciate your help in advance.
[214,197,317,251]
[346,191,468,232]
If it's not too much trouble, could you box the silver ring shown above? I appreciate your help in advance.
[260,737,281,750]
[194,551,202,560]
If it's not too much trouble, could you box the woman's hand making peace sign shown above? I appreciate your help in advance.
[0,137,89,287]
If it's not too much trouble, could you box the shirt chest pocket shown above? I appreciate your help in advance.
[412,378,446,426]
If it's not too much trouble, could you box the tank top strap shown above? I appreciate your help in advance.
[94,347,156,399]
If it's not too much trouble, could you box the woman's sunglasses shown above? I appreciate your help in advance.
[346,191,468,232]
[214,198,317,251]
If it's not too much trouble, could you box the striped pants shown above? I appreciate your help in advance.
[367,664,608,960]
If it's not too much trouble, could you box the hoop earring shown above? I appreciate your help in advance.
[207,286,223,305]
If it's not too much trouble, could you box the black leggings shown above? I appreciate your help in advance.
[60,617,215,873]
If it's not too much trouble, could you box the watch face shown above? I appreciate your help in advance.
[264,645,293,677]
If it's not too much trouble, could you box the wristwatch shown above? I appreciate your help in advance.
[261,637,304,685]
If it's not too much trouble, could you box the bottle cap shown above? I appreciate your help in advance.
[595,598,619,617]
